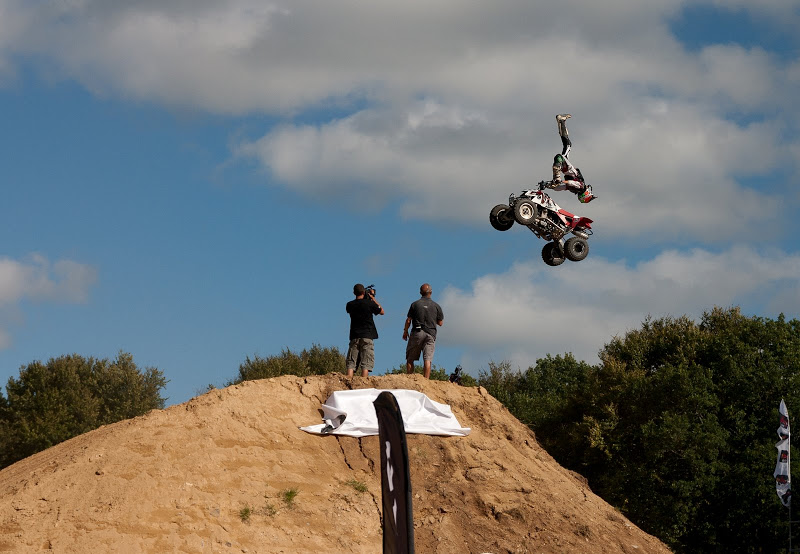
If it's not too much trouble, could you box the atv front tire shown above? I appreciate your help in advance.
[564,237,589,262]
[514,199,538,225]
[542,242,565,266]
[490,204,514,231]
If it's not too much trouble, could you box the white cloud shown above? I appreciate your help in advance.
[696,45,778,108]
[440,245,800,367]
[0,254,97,349]
[239,99,790,242]
[2,1,798,237]
[0,255,96,306]
[1,1,796,113]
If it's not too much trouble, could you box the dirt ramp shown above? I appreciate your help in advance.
[0,374,669,553]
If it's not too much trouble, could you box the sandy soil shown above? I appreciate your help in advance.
[0,373,670,553]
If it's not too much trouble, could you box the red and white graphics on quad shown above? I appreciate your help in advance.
[490,182,593,267]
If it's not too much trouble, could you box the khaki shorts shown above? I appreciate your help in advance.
[346,338,375,371]
[405,330,435,362]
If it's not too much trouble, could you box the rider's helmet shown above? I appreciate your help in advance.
[578,184,595,203]
[553,154,565,166]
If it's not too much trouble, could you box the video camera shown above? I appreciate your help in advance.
[365,284,376,297]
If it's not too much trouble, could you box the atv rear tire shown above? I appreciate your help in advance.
[542,242,565,266]
[564,237,589,262]
[514,199,538,225]
[490,204,514,231]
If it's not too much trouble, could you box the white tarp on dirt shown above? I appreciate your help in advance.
[300,388,471,437]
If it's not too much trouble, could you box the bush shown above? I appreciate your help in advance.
[0,351,166,469]
[386,363,477,386]
[231,344,346,384]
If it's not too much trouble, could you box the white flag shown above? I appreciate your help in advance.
[774,399,791,507]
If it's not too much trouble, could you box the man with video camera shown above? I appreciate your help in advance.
[345,283,384,377]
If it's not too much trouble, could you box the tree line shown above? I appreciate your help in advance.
[478,307,800,552]
[1,307,798,551]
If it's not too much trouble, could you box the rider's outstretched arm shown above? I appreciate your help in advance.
[547,181,568,192]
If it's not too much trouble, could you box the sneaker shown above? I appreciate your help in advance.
[556,114,572,122]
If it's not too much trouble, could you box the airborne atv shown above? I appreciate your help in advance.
[490,182,593,266]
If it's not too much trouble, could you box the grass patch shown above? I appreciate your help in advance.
[281,487,299,507]
[239,505,252,523]
[346,479,368,493]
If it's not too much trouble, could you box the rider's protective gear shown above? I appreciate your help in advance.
[556,114,572,157]
[578,185,595,203]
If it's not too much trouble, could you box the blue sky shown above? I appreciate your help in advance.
[1,0,799,406]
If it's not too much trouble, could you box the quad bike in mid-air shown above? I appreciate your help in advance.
[490,181,593,266]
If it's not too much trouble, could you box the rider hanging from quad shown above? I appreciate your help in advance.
[488,113,595,265]
[543,114,596,204]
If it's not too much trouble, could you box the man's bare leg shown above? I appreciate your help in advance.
[423,361,432,379]
[406,361,415,374]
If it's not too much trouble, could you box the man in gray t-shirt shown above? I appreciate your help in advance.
[402,283,444,379]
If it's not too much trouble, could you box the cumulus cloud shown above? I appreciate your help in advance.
[239,99,788,241]
[0,254,97,349]
[440,245,800,368]
[1,1,797,237]
[0,255,96,306]
[1,1,796,113]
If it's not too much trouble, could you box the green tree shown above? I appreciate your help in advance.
[479,308,800,552]
[0,352,167,469]
[479,356,594,429]
[685,308,800,550]
[231,344,346,384]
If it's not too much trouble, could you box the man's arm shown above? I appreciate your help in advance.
[370,295,385,315]
[402,317,411,341]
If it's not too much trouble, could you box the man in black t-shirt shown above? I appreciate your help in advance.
[402,283,444,379]
[346,283,384,377]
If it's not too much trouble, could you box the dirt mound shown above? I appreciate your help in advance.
[0,374,669,553]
